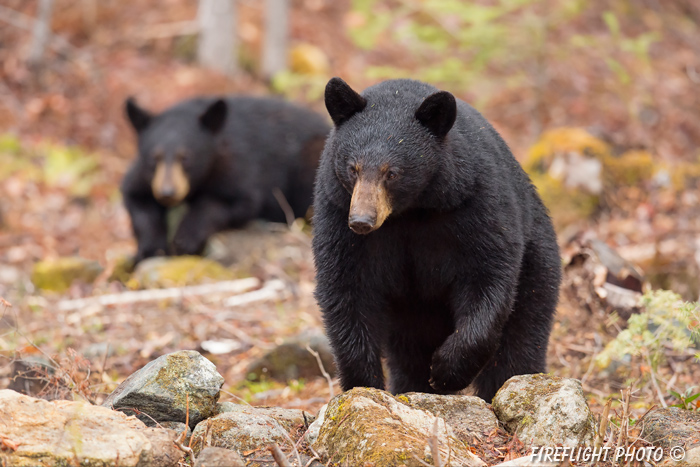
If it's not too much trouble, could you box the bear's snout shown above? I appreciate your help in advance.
[348,214,376,235]
[349,177,392,234]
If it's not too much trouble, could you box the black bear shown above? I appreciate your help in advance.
[312,78,561,401]
[122,96,330,262]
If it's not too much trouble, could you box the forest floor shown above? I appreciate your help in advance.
[1,0,700,464]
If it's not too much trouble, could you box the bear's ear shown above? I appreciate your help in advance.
[199,99,228,133]
[415,91,457,139]
[325,77,367,127]
[125,98,152,133]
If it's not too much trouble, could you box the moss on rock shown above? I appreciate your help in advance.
[31,257,103,292]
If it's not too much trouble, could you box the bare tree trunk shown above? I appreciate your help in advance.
[197,0,237,76]
[262,0,289,79]
[27,0,54,67]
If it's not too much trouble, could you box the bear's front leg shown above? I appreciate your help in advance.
[429,268,519,393]
[171,195,260,256]
[123,192,169,263]
[313,205,386,391]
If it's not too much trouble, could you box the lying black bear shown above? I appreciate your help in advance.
[312,78,561,401]
[122,96,330,262]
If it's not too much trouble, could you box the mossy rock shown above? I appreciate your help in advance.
[524,128,661,229]
[492,374,596,447]
[31,257,103,292]
[107,254,136,284]
[310,387,485,467]
[129,256,235,289]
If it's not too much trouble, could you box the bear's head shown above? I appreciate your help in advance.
[323,77,457,235]
[125,97,227,207]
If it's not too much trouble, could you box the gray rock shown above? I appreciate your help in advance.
[216,402,315,428]
[102,350,224,429]
[140,426,186,467]
[401,392,499,441]
[640,407,700,450]
[7,355,53,396]
[310,387,485,467]
[492,374,596,447]
[194,447,246,467]
[160,421,191,438]
[246,331,335,382]
[190,410,290,456]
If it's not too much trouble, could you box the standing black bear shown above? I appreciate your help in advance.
[122,96,330,262]
[312,78,561,401]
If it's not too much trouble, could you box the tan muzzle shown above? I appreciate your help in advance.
[152,161,190,207]
[348,178,392,234]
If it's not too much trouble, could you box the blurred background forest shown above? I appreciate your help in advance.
[0,0,699,445]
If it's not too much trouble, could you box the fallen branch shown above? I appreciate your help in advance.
[269,443,293,467]
[306,345,334,400]
[57,277,260,311]
[223,279,288,307]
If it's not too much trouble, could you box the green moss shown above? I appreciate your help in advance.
[31,257,103,292]
[129,256,235,289]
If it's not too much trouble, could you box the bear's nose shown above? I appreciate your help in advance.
[348,215,376,235]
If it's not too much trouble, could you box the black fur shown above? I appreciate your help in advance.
[312,78,561,401]
[122,96,330,262]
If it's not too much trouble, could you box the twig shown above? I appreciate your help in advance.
[57,277,260,311]
[595,398,612,449]
[223,279,288,307]
[269,443,292,467]
[428,418,443,467]
[615,387,631,464]
[272,188,296,228]
[646,354,668,408]
[173,395,196,462]
[306,345,335,400]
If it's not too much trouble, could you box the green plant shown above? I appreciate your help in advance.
[596,290,699,371]
[348,0,661,111]
[670,388,700,411]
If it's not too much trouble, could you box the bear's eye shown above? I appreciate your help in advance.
[348,165,358,178]
[386,170,398,181]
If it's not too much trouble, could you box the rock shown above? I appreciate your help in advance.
[309,387,485,467]
[0,389,178,467]
[190,410,291,456]
[640,407,700,450]
[31,256,103,292]
[399,392,500,440]
[160,421,191,438]
[108,253,136,283]
[103,350,224,429]
[194,447,246,467]
[7,355,53,395]
[305,403,327,445]
[492,374,596,447]
[664,446,700,466]
[129,256,234,289]
[140,427,185,467]
[246,331,336,382]
[217,402,315,428]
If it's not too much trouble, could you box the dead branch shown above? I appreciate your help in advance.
[273,187,296,228]
[173,395,195,462]
[268,443,292,467]
[306,345,334,400]
[428,418,443,467]
[223,279,288,307]
[57,277,260,311]
[595,398,612,448]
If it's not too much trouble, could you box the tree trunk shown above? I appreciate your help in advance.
[262,0,289,79]
[197,0,237,76]
[27,0,54,67]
